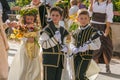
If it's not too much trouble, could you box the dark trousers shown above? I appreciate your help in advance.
[74,55,92,80]
[44,66,62,80]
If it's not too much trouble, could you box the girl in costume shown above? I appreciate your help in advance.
[8,7,42,80]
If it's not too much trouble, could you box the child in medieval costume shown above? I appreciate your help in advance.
[8,7,42,80]
[70,9,101,80]
[39,6,69,80]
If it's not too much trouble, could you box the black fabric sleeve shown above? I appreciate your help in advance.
[39,5,48,28]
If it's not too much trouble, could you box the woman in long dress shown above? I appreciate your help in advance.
[89,0,113,73]
[0,9,9,80]
[8,7,42,80]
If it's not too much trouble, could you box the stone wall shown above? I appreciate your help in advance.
[111,22,120,53]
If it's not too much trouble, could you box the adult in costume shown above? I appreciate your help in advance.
[0,8,9,80]
[0,0,10,22]
[89,0,113,73]
[0,0,11,35]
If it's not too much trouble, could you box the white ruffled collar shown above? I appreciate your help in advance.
[79,24,90,30]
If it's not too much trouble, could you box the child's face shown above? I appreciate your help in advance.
[50,11,62,25]
[25,15,35,24]
[77,14,90,27]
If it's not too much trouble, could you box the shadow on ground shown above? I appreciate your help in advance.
[110,59,120,65]
[99,72,120,79]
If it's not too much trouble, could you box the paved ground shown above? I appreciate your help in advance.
[8,41,120,80]
[96,59,120,80]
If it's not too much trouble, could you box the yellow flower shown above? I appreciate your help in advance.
[13,29,19,34]
[9,24,40,41]
[10,34,16,39]
[69,13,77,22]
[16,33,23,39]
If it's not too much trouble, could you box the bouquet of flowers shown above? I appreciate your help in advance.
[10,23,40,40]
[10,24,40,51]
[68,14,79,32]
[10,7,41,60]
[10,7,40,40]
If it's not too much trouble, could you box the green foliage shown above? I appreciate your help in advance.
[20,8,38,16]
[82,0,89,8]
[16,0,32,7]
[69,22,79,32]
[55,0,69,8]
[113,0,120,11]
[55,0,70,18]
[113,0,120,22]
[8,2,16,8]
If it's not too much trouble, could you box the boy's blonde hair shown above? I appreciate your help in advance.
[77,9,90,18]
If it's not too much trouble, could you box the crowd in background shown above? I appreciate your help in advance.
[0,0,115,80]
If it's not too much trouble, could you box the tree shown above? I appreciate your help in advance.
[16,0,32,7]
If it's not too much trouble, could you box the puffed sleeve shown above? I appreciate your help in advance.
[106,3,114,23]
[88,37,101,50]
[88,6,93,17]
[39,32,59,49]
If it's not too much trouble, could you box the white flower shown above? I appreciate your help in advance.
[16,15,21,20]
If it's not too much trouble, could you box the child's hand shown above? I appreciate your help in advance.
[7,23,13,27]
[79,44,89,52]
[6,20,17,28]
[54,31,61,43]
[61,45,68,53]
[9,21,18,28]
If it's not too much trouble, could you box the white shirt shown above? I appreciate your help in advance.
[41,0,58,7]
[89,1,113,24]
